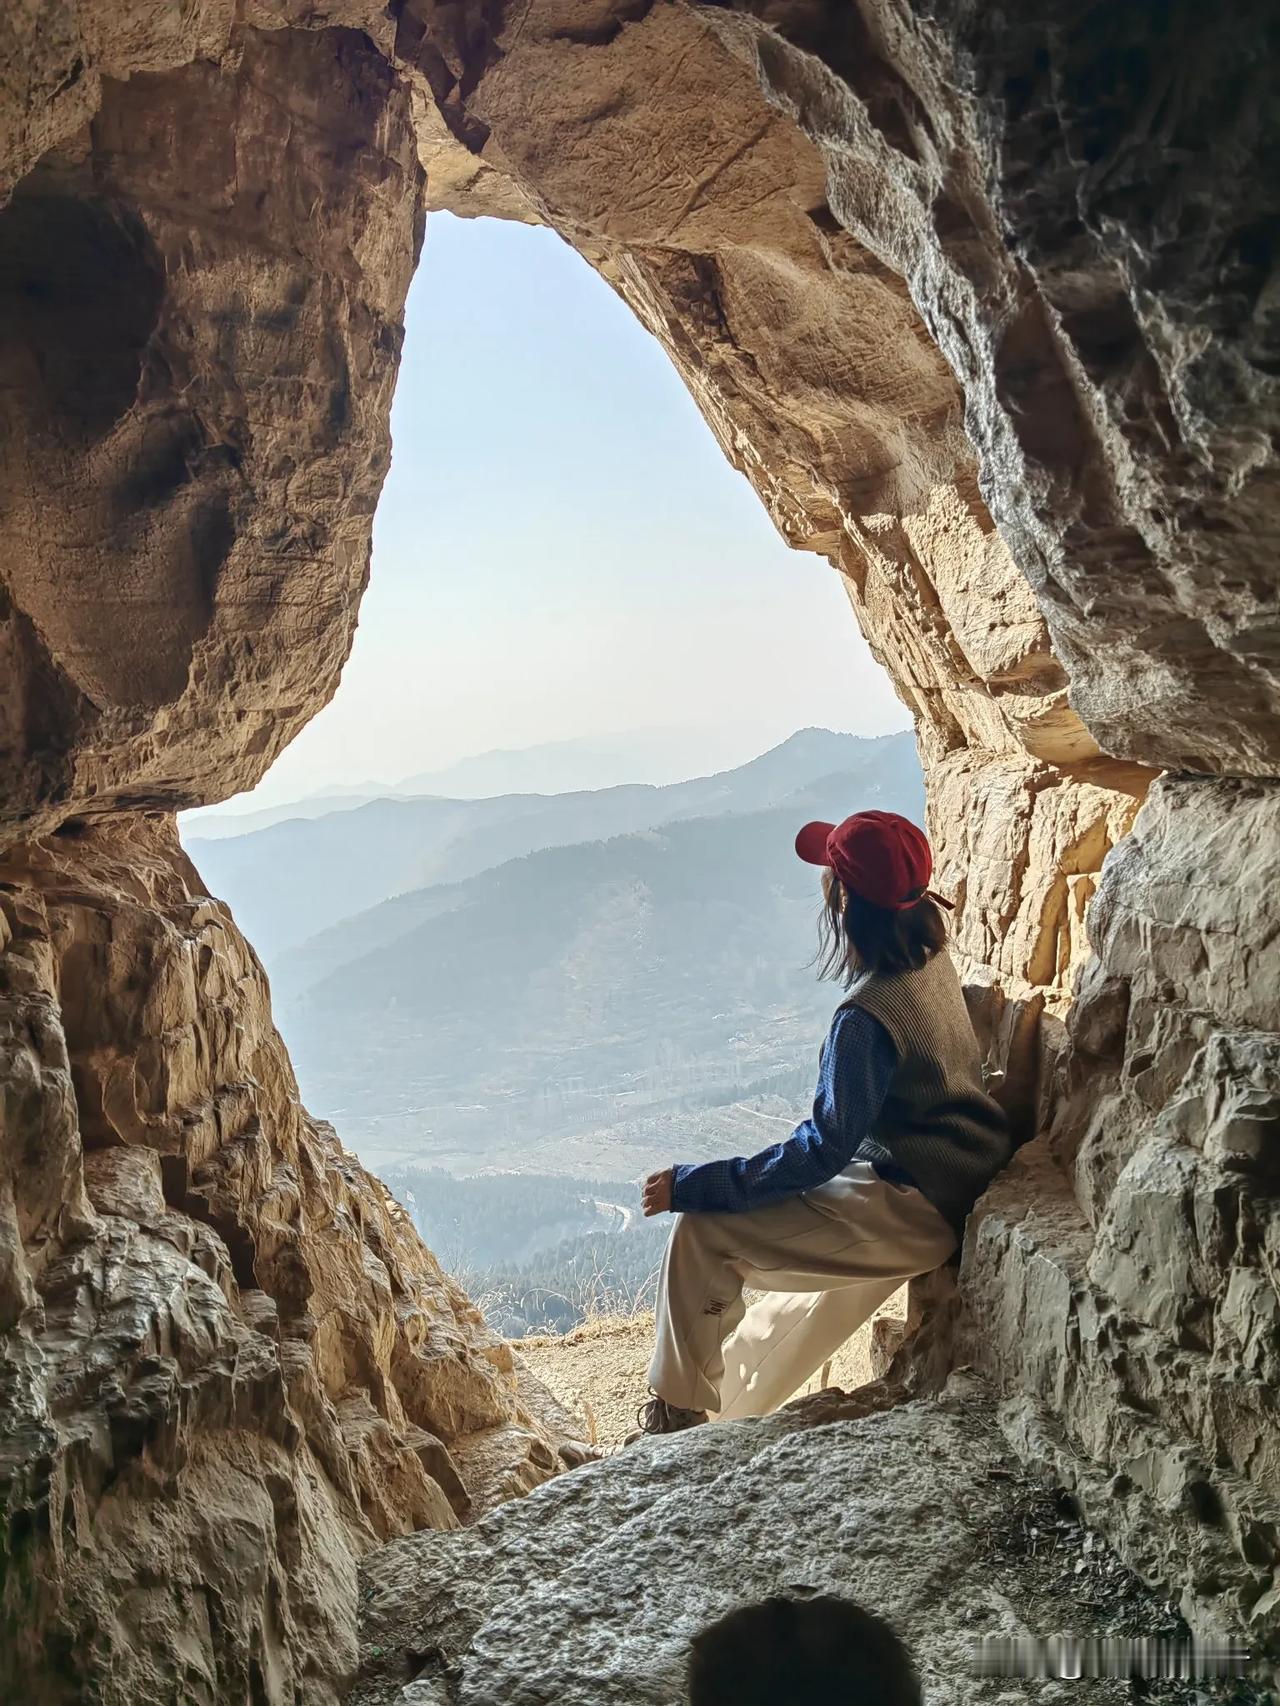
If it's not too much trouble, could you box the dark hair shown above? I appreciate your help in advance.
[687,1594,921,1706]
[816,868,947,984]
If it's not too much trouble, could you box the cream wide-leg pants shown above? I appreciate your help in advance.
[648,1161,958,1419]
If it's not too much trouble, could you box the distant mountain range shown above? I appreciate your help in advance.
[180,729,926,1180]
[180,788,405,840]
[394,726,767,799]
[184,728,922,960]
[179,725,800,839]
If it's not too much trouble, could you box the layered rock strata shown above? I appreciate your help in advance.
[1,0,1278,1697]
[0,819,579,1704]
[965,775,1280,1642]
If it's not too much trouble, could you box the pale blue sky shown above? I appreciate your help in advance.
[238,213,905,807]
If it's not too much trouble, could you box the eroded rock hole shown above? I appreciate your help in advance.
[0,186,163,444]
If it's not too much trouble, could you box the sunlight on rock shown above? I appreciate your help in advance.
[1,4,1277,1702]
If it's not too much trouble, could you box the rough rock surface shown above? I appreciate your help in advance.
[351,1379,1252,1705]
[354,1385,1014,1705]
[1,1,1279,1698]
[959,774,1280,1646]
[0,24,424,842]
[0,818,581,1704]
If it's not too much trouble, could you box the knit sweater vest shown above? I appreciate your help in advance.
[840,949,1012,1234]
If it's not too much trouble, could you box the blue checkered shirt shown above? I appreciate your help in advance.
[670,1007,906,1214]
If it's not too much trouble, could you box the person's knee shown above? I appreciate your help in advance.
[686,1595,920,1706]
[669,1209,721,1263]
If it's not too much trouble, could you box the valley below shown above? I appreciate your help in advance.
[182,728,925,1335]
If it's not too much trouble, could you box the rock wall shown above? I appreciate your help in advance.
[964,775,1280,1640]
[0,23,424,841]
[0,818,581,1703]
[1,0,1278,1693]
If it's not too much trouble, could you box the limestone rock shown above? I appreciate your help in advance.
[0,25,425,843]
[963,1140,1280,1647]
[351,1381,1247,1705]
[705,3,1280,775]
[2,1,1279,1694]
[955,776,1280,1625]
[354,1388,1025,1705]
[1051,777,1280,1221]
[0,818,580,1704]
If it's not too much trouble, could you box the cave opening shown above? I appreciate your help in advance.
[2,8,1277,1702]
[179,206,921,1393]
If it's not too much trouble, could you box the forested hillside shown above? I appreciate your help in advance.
[380,1167,667,1336]
[275,790,921,1178]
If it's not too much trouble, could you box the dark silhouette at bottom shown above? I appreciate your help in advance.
[687,1594,921,1705]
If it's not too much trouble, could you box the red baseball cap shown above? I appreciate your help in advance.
[794,811,953,911]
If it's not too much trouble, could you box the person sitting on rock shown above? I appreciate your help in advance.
[686,1594,921,1705]
[635,810,1011,1434]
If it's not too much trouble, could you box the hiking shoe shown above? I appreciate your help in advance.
[626,1395,708,1444]
[558,1439,604,1468]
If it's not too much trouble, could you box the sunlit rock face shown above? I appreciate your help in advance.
[962,777,1279,1634]
[0,25,423,842]
[0,818,578,1701]
[2,0,1279,1696]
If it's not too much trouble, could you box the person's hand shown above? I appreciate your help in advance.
[641,1168,674,1217]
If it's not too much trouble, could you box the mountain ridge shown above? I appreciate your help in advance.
[184,728,922,958]
[267,757,926,1179]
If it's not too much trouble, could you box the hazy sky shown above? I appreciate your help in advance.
[235,212,906,808]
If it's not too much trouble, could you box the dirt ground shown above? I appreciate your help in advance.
[514,1289,906,1448]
